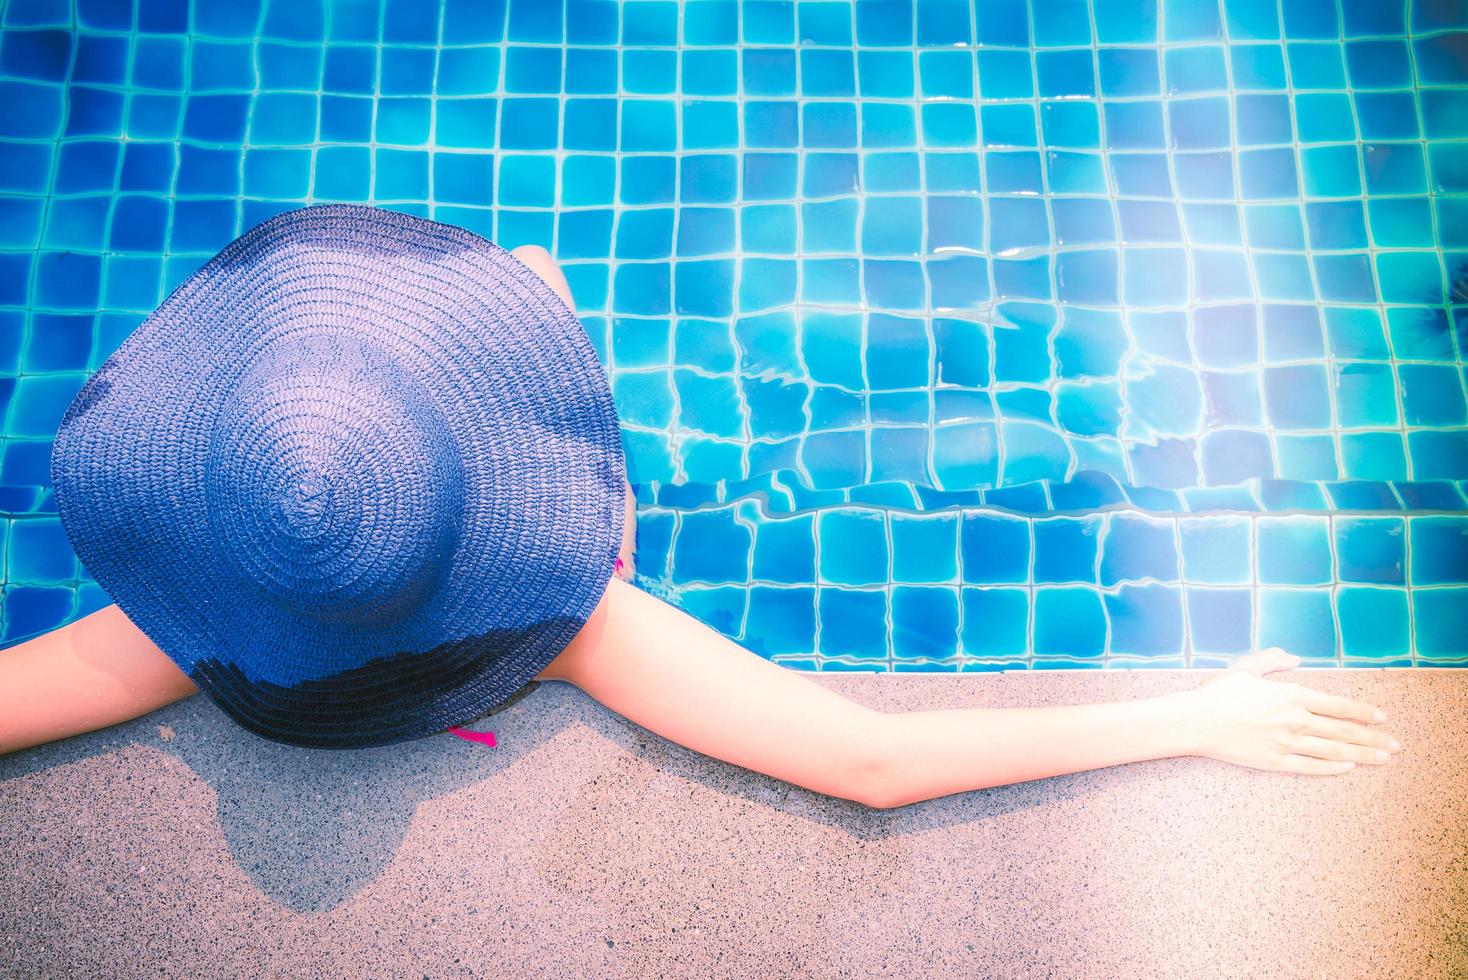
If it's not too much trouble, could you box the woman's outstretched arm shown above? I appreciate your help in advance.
[540,579,1196,809]
[0,604,199,755]
[543,579,1398,810]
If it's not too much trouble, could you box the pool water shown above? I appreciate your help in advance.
[1,0,1466,669]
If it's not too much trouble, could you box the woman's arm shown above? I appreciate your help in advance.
[0,604,199,755]
[542,580,1396,810]
[540,580,1196,809]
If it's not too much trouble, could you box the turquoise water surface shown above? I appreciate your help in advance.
[1,0,1466,669]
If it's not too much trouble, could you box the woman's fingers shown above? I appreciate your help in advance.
[1277,754,1359,776]
[1227,647,1299,675]
[1293,685,1386,724]
[1285,733,1393,766]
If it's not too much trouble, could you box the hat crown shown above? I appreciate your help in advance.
[205,333,465,628]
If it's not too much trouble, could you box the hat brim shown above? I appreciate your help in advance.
[51,205,625,748]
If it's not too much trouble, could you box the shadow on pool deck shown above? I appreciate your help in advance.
[2,668,1464,978]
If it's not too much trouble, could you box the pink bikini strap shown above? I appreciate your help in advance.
[446,726,497,747]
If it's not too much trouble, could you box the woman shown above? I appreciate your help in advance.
[0,206,1400,807]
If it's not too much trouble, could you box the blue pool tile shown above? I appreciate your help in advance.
[961,586,1028,655]
[1033,516,1101,584]
[622,0,676,45]
[1,584,72,642]
[1033,587,1106,658]
[1099,48,1160,97]
[1355,90,1419,141]
[672,509,751,583]
[1399,364,1468,427]
[1047,150,1108,194]
[563,48,617,93]
[1128,437,1199,489]
[1168,96,1231,150]
[1164,0,1221,39]
[1201,429,1273,485]
[672,321,734,375]
[1115,154,1174,196]
[609,317,669,369]
[1,439,52,487]
[870,427,929,483]
[612,370,674,428]
[1333,363,1399,428]
[1324,480,1400,511]
[1056,380,1122,436]
[1409,517,1468,585]
[24,314,92,373]
[1258,588,1337,659]
[1180,516,1251,585]
[616,49,672,95]
[1272,439,1339,482]
[802,101,856,148]
[1346,39,1411,90]
[918,0,971,45]
[1186,587,1252,654]
[1342,0,1403,34]
[6,517,73,581]
[991,309,1054,379]
[892,587,959,660]
[864,151,920,193]
[1201,370,1260,428]
[1371,198,1435,248]
[1337,587,1410,659]
[553,3,609,44]
[801,429,865,487]
[504,0,560,42]
[1263,364,1331,430]
[978,49,1033,99]
[676,207,735,256]
[497,97,557,148]
[1166,45,1228,94]
[891,514,958,584]
[865,314,930,390]
[959,512,1029,584]
[680,50,736,96]
[1100,513,1178,585]
[919,50,970,99]
[819,588,888,659]
[678,585,746,637]
[1288,41,1347,89]
[1127,364,1203,436]
[744,586,816,656]
[675,367,744,435]
[1001,421,1072,484]
[1257,516,1332,586]
[1341,432,1408,481]
[1397,481,1468,511]
[683,0,736,44]
[1106,584,1184,655]
[1036,49,1096,99]
[1052,199,1117,247]
[818,510,888,586]
[1409,432,1468,481]
[1414,588,1468,660]
[751,514,815,585]
[1103,101,1164,153]
[1114,202,1181,246]
[1,28,71,81]
[1283,0,1338,38]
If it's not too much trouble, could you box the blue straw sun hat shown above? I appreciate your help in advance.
[50,204,626,749]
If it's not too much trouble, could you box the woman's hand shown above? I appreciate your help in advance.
[1173,648,1401,775]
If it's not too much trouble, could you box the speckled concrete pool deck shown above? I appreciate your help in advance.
[2,668,1464,979]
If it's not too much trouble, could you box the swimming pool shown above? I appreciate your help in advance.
[0,0,1465,669]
